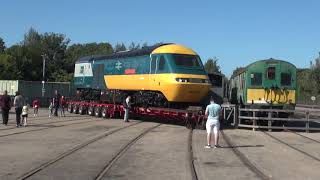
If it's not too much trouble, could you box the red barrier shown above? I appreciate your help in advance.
[67,101,207,128]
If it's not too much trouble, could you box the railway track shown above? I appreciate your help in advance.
[0,114,85,131]
[287,130,320,144]
[188,129,198,180]
[262,131,320,162]
[18,122,161,180]
[221,130,270,180]
[95,123,161,179]
[0,116,98,138]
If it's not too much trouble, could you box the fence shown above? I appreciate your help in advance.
[0,80,75,107]
[222,104,320,133]
[297,94,320,106]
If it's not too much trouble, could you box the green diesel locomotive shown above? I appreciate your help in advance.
[229,58,297,110]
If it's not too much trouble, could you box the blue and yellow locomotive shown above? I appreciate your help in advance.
[74,43,210,107]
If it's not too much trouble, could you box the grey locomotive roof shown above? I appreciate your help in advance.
[231,58,296,78]
[76,43,171,63]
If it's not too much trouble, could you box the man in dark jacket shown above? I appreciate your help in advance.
[0,90,12,125]
[53,90,61,116]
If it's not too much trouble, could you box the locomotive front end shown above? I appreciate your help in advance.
[246,59,297,109]
[150,44,210,103]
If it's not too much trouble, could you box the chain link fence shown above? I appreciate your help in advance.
[297,94,320,106]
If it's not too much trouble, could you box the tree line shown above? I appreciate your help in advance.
[0,28,152,82]
[297,56,320,103]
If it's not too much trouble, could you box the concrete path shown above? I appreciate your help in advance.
[104,124,192,180]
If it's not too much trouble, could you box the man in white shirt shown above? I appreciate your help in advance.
[123,96,131,122]
[204,97,221,149]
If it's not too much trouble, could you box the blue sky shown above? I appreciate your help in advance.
[1,0,319,76]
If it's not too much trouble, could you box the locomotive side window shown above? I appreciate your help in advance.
[150,56,157,73]
[80,66,84,74]
[281,73,291,86]
[158,56,166,71]
[251,73,262,86]
[267,67,275,80]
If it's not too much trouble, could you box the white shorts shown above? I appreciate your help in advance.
[206,119,220,134]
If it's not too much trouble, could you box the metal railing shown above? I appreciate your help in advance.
[221,104,320,133]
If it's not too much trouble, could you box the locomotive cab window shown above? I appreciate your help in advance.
[281,73,291,86]
[267,67,276,80]
[158,56,166,71]
[251,73,262,86]
[172,54,201,67]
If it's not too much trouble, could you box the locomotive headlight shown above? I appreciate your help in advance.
[176,78,189,83]
[175,78,183,82]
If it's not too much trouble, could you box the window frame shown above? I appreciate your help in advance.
[158,55,166,71]
[267,66,276,80]
[250,72,263,86]
[281,72,292,86]
[150,56,157,74]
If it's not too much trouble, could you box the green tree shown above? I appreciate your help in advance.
[5,45,30,80]
[40,32,70,81]
[65,42,113,73]
[128,42,140,50]
[0,54,18,79]
[142,42,148,48]
[23,28,41,47]
[114,42,126,52]
[0,37,5,53]
[50,69,74,82]
[310,53,320,94]
[204,57,221,73]
[4,28,71,81]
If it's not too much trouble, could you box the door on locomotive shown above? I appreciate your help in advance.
[92,63,106,90]
[149,55,166,89]
[149,55,158,88]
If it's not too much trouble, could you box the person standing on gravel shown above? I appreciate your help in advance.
[14,91,24,127]
[53,90,61,117]
[123,96,131,122]
[60,96,66,117]
[0,90,11,125]
[204,97,221,149]
[32,98,40,117]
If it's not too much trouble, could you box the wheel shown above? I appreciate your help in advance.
[79,105,86,115]
[73,105,79,114]
[67,104,73,113]
[88,106,94,116]
[101,107,108,118]
[95,106,101,117]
